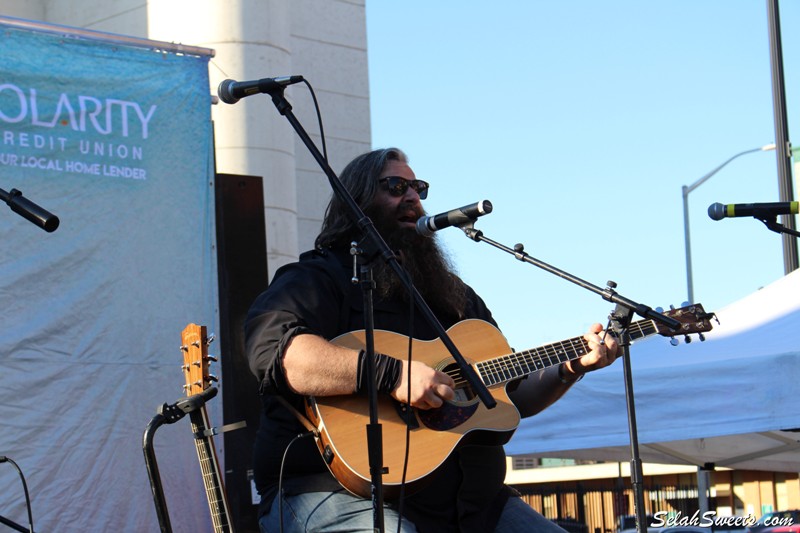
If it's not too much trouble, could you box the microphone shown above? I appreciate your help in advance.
[708,201,799,221]
[217,76,305,104]
[1,188,59,232]
[416,200,493,236]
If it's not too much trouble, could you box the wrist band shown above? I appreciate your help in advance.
[355,349,402,395]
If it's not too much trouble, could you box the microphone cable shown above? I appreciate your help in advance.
[0,456,34,533]
[277,430,316,533]
[298,79,328,164]
[394,291,415,533]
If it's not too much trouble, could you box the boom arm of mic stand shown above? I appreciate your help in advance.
[461,226,681,331]
[261,84,496,411]
[462,223,668,533]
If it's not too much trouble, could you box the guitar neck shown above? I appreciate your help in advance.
[189,407,233,533]
[476,317,658,387]
[181,323,234,533]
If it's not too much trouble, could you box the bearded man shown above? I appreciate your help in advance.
[245,147,618,532]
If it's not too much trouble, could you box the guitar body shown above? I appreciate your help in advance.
[305,319,521,499]
[302,304,714,500]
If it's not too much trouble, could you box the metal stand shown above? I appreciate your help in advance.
[458,223,683,533]
[0,456,35,533]
[142,387,218,533]
[248,79,496,532]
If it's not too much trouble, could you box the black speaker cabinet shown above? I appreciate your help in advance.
[215,173,268,532]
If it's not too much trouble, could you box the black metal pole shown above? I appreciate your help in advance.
[766,0,798,273]
[359,261,386,530]
[143,413,173,533]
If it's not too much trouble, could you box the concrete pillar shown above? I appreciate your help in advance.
[147,0,299,275]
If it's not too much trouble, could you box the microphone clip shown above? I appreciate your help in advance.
[460,220,484,241]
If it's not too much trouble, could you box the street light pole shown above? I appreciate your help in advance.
[682,143,776,303]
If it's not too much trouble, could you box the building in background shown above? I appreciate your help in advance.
[0,0,371,277]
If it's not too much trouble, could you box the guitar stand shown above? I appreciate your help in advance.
[142,387,245,533]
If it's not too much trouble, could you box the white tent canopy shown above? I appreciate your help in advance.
[505,268,800,473]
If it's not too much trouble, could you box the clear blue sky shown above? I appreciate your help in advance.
[366,1,799,351]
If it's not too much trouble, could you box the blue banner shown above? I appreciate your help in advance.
[0,21,216,531]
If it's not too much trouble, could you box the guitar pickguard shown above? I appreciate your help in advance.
[416,399,479,431]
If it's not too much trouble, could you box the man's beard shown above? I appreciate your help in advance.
[365,204,468,323]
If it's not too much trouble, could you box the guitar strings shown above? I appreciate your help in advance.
[441,320,653,390]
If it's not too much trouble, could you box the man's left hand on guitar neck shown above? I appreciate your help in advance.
[560,322,619,381]
[510,323,619,418]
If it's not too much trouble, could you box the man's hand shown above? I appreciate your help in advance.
[391,360,455,409]
[562,323,619,380]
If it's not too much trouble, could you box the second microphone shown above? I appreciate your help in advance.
[416,200,493,236]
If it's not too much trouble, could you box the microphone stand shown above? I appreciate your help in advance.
[457,222,681,533]
[255,81,495,532]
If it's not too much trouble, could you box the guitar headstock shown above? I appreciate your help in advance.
[180,323,217,397]
[653,304,716,343]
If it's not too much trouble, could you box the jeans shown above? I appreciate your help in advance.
[259,488,568,533]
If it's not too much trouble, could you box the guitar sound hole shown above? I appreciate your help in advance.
[444,363,476,406]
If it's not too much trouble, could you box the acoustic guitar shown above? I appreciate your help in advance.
[181,323,234,533]
[304,304,714,499]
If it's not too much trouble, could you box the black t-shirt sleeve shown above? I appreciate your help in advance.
[244,251,349,396]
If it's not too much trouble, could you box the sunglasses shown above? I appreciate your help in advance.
[378,176,430,200]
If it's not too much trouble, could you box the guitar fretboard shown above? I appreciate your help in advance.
[476,318,658,386]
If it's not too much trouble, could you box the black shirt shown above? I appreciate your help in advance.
[244,247,513,532]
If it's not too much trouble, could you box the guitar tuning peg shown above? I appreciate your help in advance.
[180,344,188,352]
[206,333,216,346]
[669,304,676,310]
[181,384,189,391]
[655,307,664,314]
[698,333,706,342]
[208,374,219,383]
[206,354,218,363]
[180,363,189,371]
[670,337,679,347]
[191,340,201,348]
[684,335,692,344]
[680,301,690,308]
